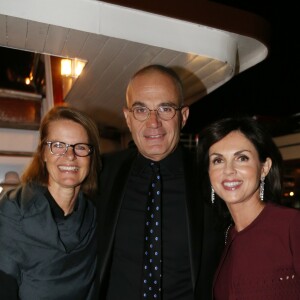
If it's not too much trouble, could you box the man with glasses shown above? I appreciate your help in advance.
[97,65,223,300]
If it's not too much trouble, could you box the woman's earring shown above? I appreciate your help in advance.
[259,177,265,201]
[211,186,215,204]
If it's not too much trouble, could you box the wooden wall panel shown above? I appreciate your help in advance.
[0,97,41,129]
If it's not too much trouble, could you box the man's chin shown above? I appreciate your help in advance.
[140,145,169,161]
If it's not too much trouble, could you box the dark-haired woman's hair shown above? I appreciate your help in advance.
[21,106,102,197]
[197,116,283,226]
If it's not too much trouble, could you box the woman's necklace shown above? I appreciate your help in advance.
[225,223,233,245]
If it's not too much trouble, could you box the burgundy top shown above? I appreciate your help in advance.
[213,203,300,300]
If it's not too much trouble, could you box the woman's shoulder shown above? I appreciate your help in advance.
[0,183,46,219]
[0,185,22,216]
[267,202,300,214]
[266,203,300,224]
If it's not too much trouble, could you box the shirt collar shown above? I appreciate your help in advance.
[133,144,184,176]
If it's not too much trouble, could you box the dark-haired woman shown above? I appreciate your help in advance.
[197,117,300,299]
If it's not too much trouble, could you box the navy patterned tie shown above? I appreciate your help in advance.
[142,162,162,299]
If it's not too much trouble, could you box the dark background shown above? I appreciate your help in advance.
[184,1,300,137]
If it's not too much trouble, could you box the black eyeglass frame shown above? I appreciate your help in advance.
[45,141,94,157]
[128,104,183,121]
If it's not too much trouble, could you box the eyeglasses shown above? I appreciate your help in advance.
[46,141,93,157]
[128,105,182,121]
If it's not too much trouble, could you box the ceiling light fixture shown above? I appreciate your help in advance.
[61,58,86,78]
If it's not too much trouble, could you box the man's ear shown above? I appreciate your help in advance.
[123,107,132,132]
[181,106,189,129]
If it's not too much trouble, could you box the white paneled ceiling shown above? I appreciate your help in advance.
[0,0,269,133]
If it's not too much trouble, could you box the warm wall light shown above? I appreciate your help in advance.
[61,58,86,78]
[25,77,31,85]
[74,59,86,77]
[60,58,87,99]
[61,59,72,76]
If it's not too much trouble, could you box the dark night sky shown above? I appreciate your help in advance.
[184,1,300,137]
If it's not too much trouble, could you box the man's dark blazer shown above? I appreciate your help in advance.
[96,144,224,300]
